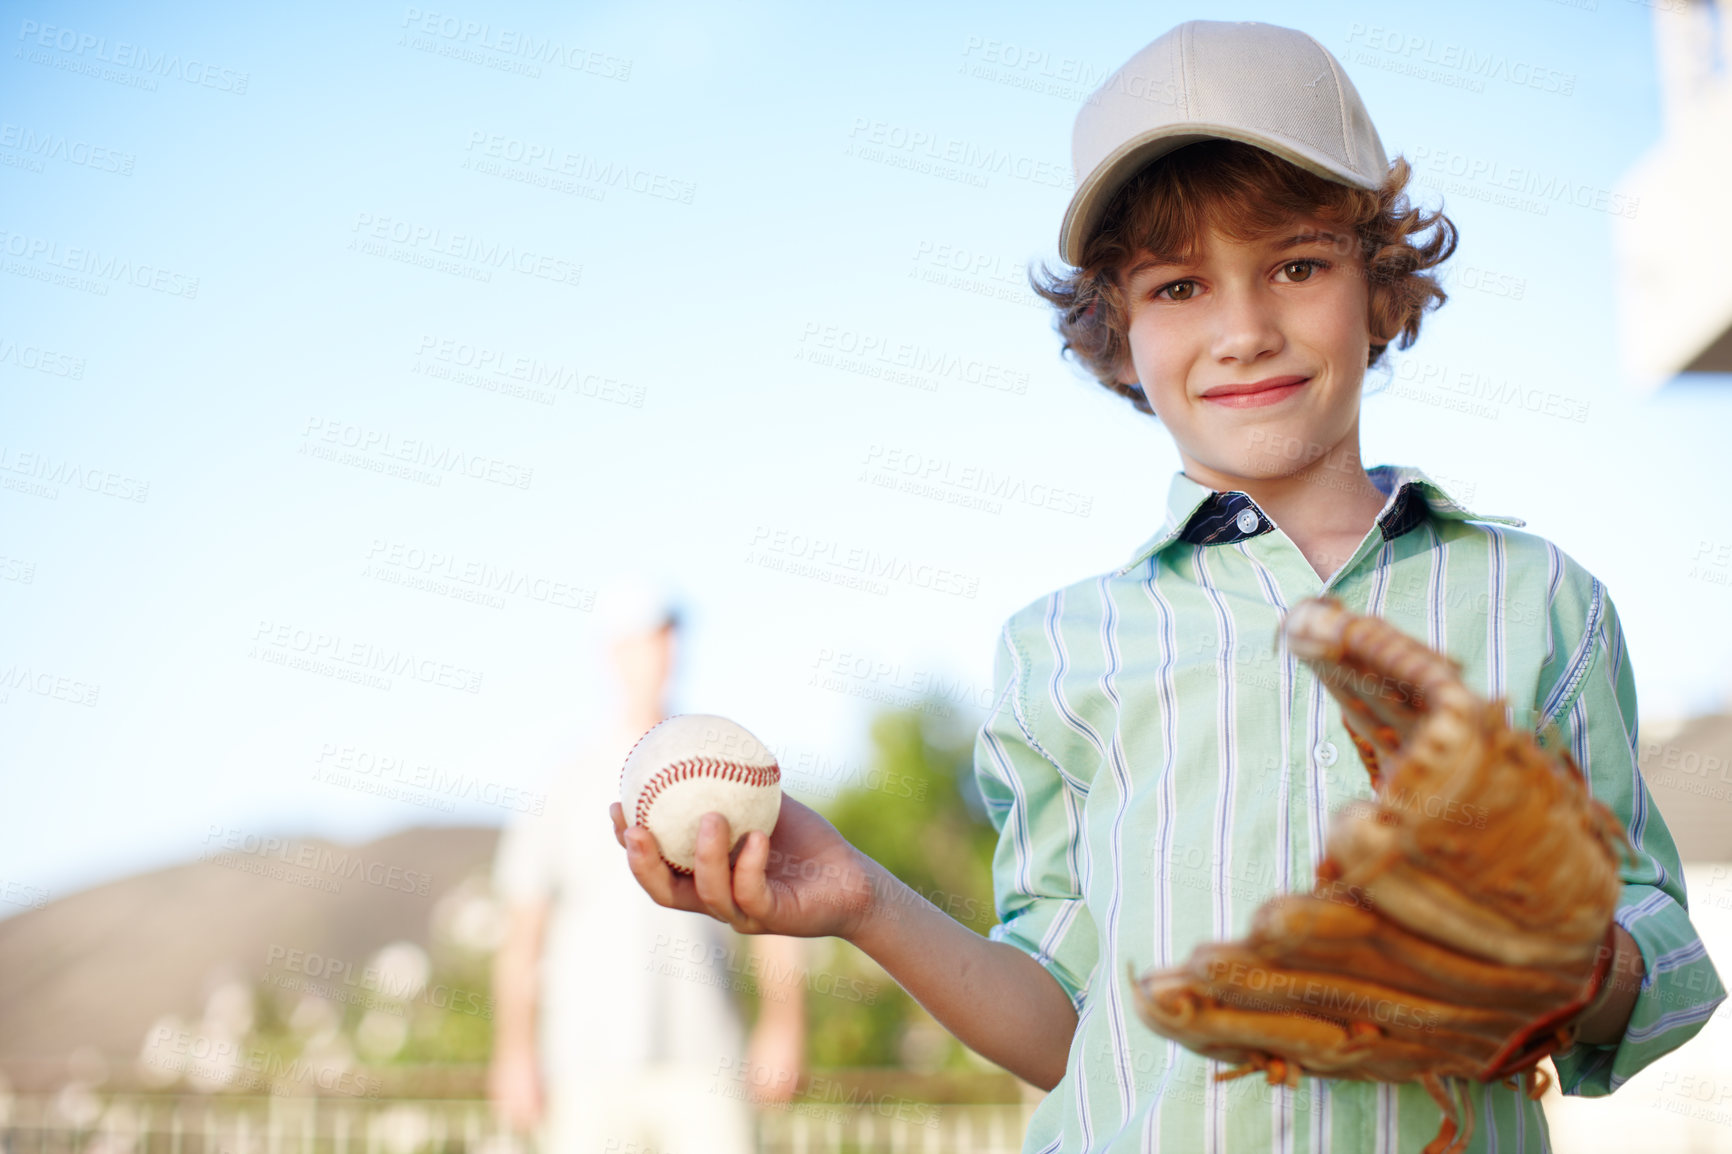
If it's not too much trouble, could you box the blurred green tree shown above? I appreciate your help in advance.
[799,703,1000,1071]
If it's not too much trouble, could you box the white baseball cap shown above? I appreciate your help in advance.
[596,576,682,642]
[1059,20,1390,266]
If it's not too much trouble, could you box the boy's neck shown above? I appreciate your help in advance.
[1182,444,1390,581]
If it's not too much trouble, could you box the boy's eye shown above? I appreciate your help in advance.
[1280,259,1327,282]
[1152,279,1197,302]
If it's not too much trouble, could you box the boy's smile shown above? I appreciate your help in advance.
[1115,217,1378,500]
[1196,374,1309,408]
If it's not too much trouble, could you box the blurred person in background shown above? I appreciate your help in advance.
[488,583,806,1154]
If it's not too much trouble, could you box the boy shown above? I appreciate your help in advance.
[613,20,1725,1152]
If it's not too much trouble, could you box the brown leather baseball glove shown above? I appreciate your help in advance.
[1130,597,1632,1154]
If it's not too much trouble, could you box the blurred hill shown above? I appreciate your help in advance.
[0,826,500,1078]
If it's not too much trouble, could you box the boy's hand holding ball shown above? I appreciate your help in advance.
[618,714,782,873]
[611,714,879,941]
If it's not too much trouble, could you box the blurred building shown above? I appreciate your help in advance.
[1614,0,1732,388]
[1589,1,1732,1134]
[1562,10,1732,1137]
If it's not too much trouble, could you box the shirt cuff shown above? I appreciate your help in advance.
[1553,883,1728,1096]
[990,900,1097,1013]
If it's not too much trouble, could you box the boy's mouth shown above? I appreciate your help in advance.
[1200,376,1308,408]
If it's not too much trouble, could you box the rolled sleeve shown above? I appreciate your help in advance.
[973,610,1099,1011]
[1534,573,1727,1095]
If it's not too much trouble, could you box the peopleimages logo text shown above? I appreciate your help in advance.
[16,20,250,93]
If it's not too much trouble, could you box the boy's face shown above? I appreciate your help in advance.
[1114,214,1373,492]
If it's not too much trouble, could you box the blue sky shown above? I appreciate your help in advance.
[4,0,1730,910]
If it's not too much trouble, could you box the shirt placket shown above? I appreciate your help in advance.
[1238,528,1384,906]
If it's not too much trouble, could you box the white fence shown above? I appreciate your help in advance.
[0,1093,1038,1154]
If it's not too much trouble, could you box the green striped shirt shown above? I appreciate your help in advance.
[974,465,1726,1153]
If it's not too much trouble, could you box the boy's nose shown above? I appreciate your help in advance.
[1210,290,1284,364]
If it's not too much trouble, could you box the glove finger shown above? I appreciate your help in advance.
[1190,943,1516,1060]
[1284,598,1475,773]
[1132,965,1486,1083]
[1253,894,1583,1010]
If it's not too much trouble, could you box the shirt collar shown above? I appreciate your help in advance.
[1114,465,1525,576]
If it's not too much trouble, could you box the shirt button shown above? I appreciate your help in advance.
[1235,509,1260,534]
[1314,741,1338,767]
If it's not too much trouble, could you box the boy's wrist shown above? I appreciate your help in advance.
[839,855,911,955]
[1572,923,1643,1045]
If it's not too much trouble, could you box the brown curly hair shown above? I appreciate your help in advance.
[1029,139,1457,414]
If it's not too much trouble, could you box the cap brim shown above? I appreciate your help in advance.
[1058,125,1383,267]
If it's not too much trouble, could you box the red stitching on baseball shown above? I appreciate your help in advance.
[619,722,664,791]
[633,756,781,872]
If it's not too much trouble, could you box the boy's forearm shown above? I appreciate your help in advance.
[844,861,1077,1090]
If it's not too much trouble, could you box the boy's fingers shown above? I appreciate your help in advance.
[610,802,628,848]
[691,813,743,924]
[621,827,671,899]
[732,830,775,921]
[623,827,697,912]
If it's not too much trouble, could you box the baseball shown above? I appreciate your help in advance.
[619,714,782,873]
